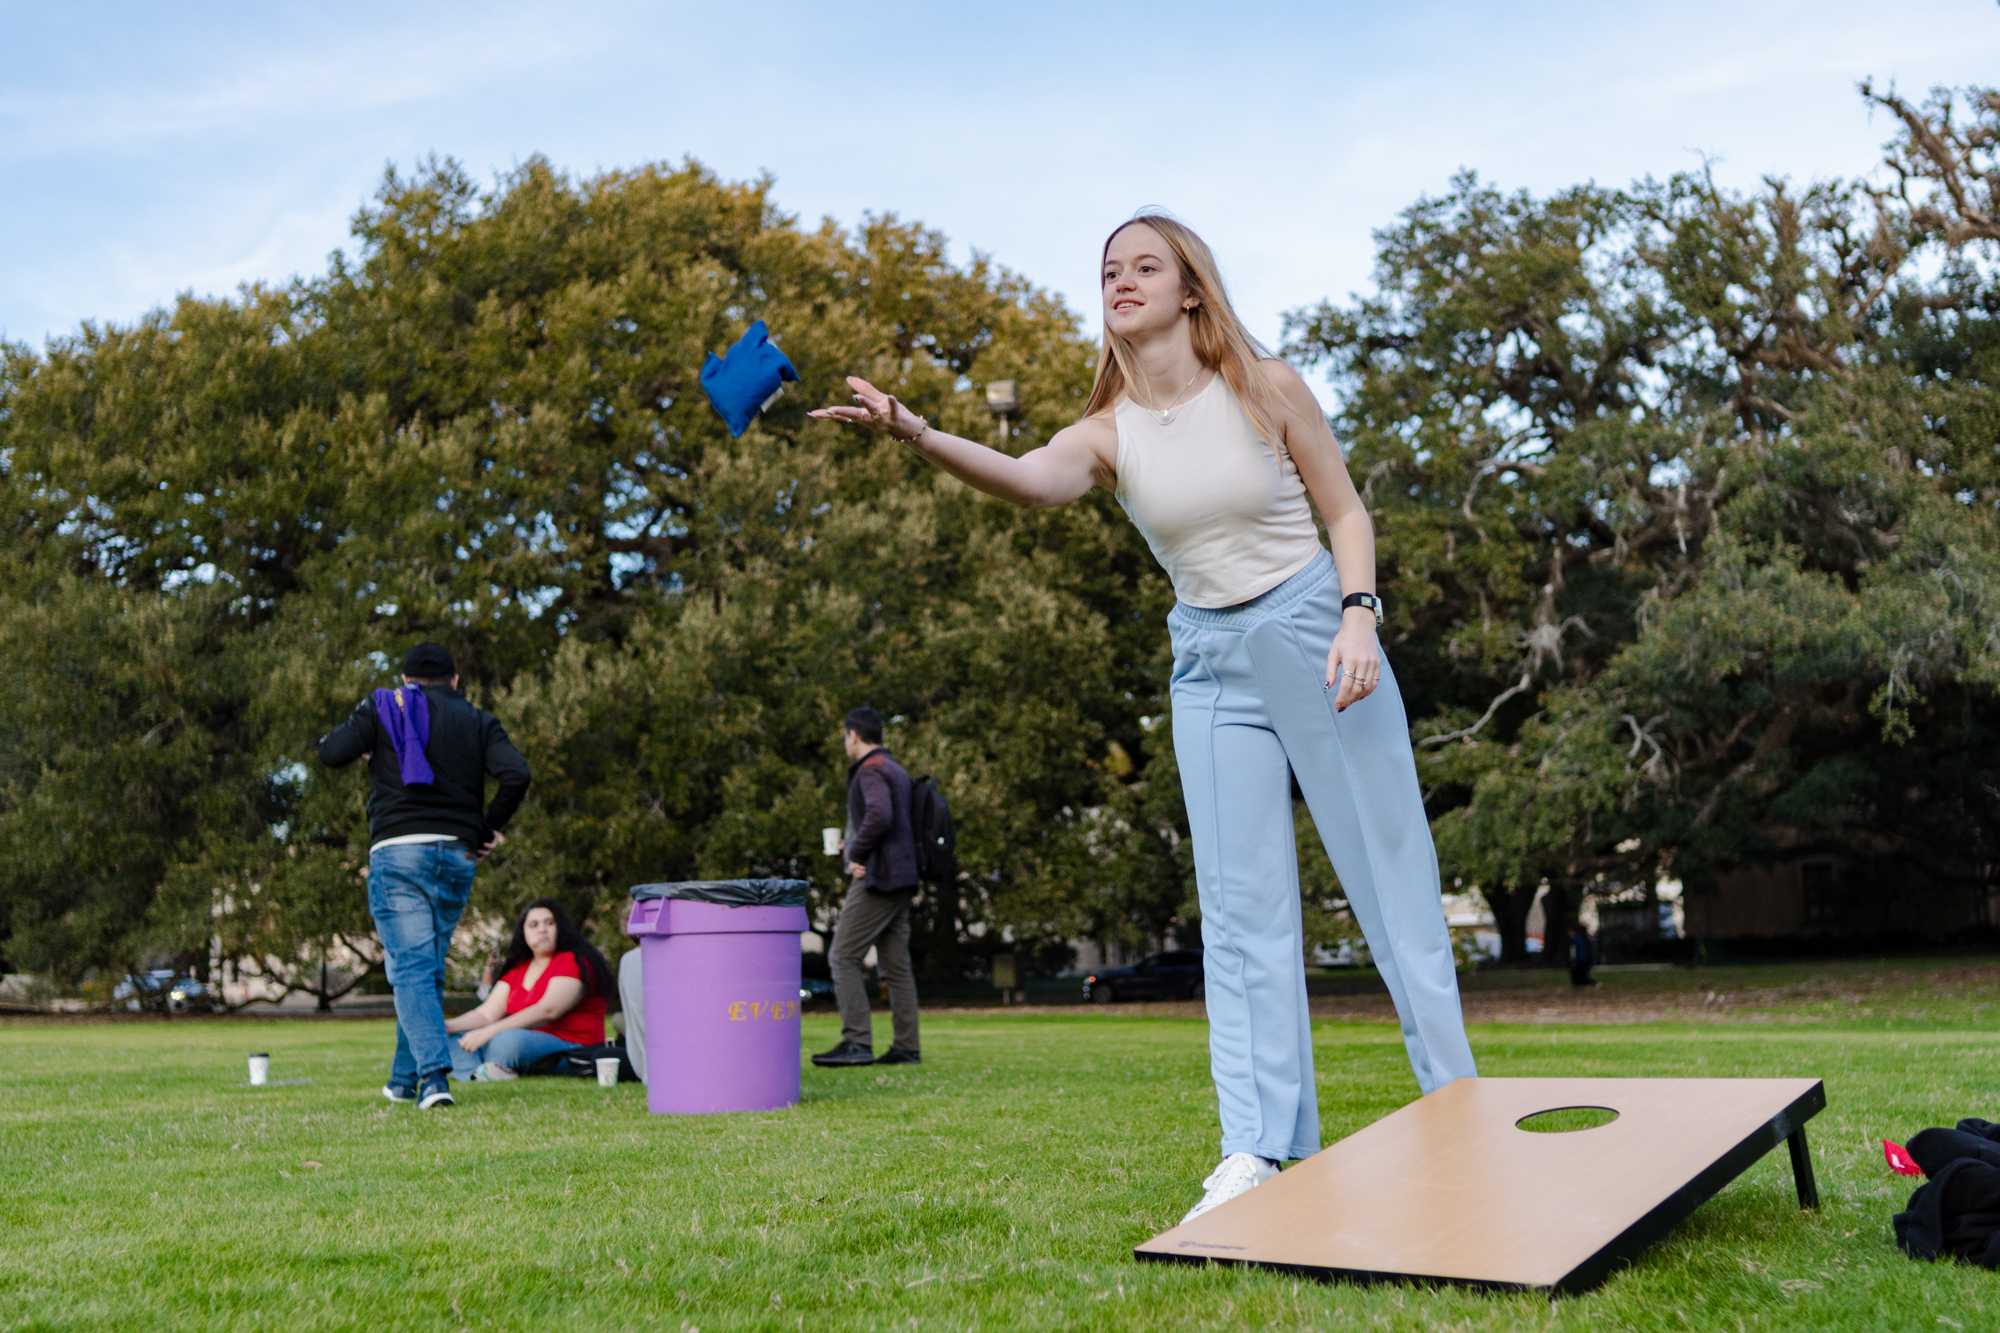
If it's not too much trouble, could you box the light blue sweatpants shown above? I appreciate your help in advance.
[1168,548,1476,1162]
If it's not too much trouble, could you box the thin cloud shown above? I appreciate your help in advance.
[1,13,614,157]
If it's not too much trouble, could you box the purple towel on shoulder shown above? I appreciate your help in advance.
[372,685,435,786]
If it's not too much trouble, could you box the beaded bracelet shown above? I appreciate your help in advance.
[883,394,927,444]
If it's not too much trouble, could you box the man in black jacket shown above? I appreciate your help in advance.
[813,706,922,1068]
[317,643,531,1109]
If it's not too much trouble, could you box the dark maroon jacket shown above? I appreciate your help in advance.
[845,747,919,891]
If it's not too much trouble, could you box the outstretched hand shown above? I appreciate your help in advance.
[808,376,927,442]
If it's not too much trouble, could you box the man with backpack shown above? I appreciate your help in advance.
[813,706,924,1068]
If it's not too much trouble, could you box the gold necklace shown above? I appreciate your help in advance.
[1140,365,1204,426]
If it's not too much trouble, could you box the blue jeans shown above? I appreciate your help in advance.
[449,1027,582,1080]
[1168,549,1476,1162]
[368,840,477,1086]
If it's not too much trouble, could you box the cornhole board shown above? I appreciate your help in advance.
[1136,1077,1824,1295]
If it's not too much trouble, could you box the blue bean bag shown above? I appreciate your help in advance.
[700,320,799,437]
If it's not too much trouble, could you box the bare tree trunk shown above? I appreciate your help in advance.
[1541,883,1576,969]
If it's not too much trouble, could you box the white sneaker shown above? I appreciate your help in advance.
[476,1061,518,1082]
[1180,1152,1279,1224]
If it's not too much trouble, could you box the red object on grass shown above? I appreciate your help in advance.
[1883,1139,1922,1176]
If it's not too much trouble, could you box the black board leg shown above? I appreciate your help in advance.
[1786,1127,1819,1210]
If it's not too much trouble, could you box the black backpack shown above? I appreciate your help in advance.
[523,1039,640,1082]
[911,775,957,886]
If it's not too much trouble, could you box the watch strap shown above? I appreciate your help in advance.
[1341,592,1384,627]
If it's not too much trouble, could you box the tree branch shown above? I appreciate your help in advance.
[1693,705,1798,828]
[1418,667,1535,748]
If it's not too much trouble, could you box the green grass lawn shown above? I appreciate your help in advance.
[3,965,1996,1331]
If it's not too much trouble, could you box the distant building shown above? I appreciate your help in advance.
[1684,858,1995,940]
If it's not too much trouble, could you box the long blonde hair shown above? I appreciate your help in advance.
[1082,210,1289,442]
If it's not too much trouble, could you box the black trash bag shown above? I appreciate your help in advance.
[630,878,809,907]
[523,1039,641,1083]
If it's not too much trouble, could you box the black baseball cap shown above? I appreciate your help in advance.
[401,642,456,678]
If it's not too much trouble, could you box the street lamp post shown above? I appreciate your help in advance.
[984,379,1019,443]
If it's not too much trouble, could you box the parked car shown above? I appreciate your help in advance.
[798,951,864,1008]
[1311,938,1368,968]
[1082,949,1205,1003]
[112,970,217,1014]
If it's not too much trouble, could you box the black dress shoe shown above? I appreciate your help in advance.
[874,1048,921,1065]
[811,1041,875,1067]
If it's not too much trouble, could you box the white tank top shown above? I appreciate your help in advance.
[1113,375,1323,608]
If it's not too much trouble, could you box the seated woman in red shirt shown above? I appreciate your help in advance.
[446,898,613,1082]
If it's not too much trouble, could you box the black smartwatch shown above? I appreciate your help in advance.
[1342,592,1383,628]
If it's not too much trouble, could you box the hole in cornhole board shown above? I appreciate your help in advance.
[1135,1077,1824,1295]
[1515,1106,1619,1133]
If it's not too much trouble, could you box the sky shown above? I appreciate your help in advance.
[5,0,1999,404]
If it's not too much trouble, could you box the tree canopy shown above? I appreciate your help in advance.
[1282,84,1999,955]
[2,85,1994,989]
[0,156,1183,992]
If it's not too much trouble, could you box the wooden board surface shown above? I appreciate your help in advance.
[1136,1077,1824,1292]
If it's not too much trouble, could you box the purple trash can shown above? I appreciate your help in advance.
[625,879,809,1115]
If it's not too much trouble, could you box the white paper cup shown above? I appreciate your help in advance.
[247,1053,270,1086]
[595,1057,620,1089]
[822,827,841,857]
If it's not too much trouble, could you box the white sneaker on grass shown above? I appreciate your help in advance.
[476,1061,517,1082]
[1180,1152,1279,1224]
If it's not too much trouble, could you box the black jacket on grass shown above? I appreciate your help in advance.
[1894,1117,2000,1269]
[317,683,531,848]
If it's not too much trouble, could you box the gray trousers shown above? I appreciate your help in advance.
[617,948,647,1084]
[830,884,920,1053]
